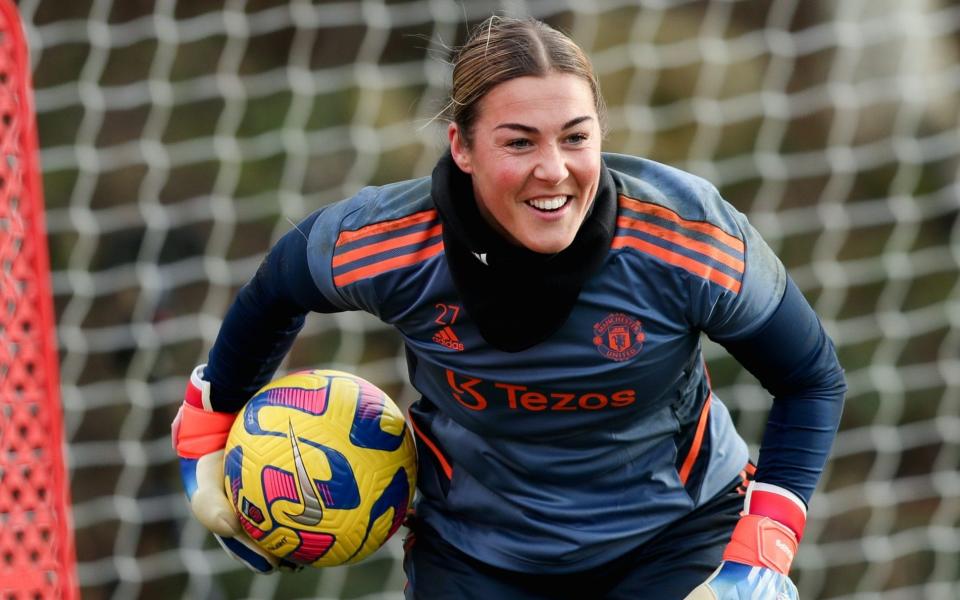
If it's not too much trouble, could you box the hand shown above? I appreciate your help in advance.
[172,365,298,573]
[684,560,798,599]
[684,482,806,600]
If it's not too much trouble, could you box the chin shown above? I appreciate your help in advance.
[521,236,576,255]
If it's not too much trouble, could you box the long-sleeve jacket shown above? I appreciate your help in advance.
[203,152,846,572]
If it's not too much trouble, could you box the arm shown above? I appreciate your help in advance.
[172,210,340,572]
[687,277,846,598]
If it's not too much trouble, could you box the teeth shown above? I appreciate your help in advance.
[527,196,568,211]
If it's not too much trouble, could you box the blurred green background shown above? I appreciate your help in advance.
[18,0,960,598]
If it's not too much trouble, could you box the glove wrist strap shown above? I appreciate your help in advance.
[175,403,236,458]
[185,364,213,410]
[745,481,807,541]
[174,364,237,459]
[722,514,798,575]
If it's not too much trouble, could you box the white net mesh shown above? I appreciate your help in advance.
[18,0,960,598]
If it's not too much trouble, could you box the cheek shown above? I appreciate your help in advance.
[481,161,526,201]
[573,153,602,181]
[495,160,527,188]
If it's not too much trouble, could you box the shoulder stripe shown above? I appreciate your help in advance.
[333,223,442,268]
[612,235,742,294]
[336,209,438,246]
[619,196,744,253]
[334,240,443,287]
[333,209,443,287]
[615,195,744,294]
[616,216,745,274]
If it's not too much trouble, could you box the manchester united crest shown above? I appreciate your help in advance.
[592,313,645,361]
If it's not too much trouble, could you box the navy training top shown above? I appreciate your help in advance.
[203,152,846,573]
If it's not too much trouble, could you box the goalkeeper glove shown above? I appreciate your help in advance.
[684,482,805,600]
[172,364,298,574]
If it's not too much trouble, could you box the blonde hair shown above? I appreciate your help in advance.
[447,16,606,146]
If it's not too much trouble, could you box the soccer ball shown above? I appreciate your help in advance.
[222,369,417,567]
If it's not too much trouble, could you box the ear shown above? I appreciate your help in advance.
[448,122,473,174]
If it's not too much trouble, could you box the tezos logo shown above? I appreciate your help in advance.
[592,313,645,362]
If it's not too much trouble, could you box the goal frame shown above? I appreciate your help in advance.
[0,0,77,597]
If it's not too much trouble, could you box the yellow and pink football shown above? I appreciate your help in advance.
[223,370,417,567]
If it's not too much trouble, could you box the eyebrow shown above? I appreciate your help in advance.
[493,115,593,134]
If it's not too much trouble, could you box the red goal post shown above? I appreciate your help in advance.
[0,0,78,597]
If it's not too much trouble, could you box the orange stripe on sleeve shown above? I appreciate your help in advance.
[619,196,744,253]
[336,210,438,246]
[333,223,442,268]
[407,412,453,480]
[617,216,744,274]
[678,393,713,486]
[333,240,444,287]
[612,235,742,293]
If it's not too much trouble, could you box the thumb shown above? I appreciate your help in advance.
[682,582,719,600]
[191,450,242,537]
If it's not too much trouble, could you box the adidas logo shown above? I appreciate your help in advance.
[432,326,464,351]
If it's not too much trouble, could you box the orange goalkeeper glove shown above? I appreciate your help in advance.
[172,364,297,573]
[684,482,805,600]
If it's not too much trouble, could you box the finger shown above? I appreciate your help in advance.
[192,487,241,536]
[682,583,720,600]
[215,532,279,574]
[191,450,241,536]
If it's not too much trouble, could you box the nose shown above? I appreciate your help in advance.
[533,144,568,186]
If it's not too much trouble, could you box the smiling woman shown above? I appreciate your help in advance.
[443,16,606,255]
[170,15,846,600]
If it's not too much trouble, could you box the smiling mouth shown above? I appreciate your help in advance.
[526,195,572,212]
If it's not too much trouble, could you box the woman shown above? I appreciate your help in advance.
[173,16,845,599]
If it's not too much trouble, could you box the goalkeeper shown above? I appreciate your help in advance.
[172,15,846,599]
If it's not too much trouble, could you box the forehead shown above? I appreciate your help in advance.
[474,73,597,128]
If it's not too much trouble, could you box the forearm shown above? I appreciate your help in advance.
[204,279,307,411]
[203,210,339,411]
[754,368,846,502]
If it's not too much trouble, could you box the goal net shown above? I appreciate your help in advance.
[15,0,960,598]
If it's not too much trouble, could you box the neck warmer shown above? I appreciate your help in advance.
[431,151,617,352]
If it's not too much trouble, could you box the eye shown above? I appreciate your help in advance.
[506,138,533,149]
[565,132,589,144]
